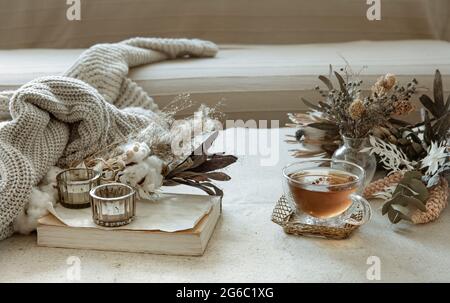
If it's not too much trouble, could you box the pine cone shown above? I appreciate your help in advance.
[363,171,404,198]
[411,178,449,224]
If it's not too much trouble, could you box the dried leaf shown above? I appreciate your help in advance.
[163,180,180,186]
[420,95,438,117]
[436,112,450,140]
[301,98,321,111]
[318,101,331,109]
[365,136,414,171]
[423,111,433,145]
[173,178,216,195]
[189,174,210,182]
[433,69,444,112]
[191,154,208,168]
[307,122,339,131]
[201,182,224,196]
[445,95,450,112]
[388,118,411,127]
[318,75,333,90]
[190,154,238,173]
[334,71,347,94]
[205,172,231,181]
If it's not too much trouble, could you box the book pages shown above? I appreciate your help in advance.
[47,194,213,232]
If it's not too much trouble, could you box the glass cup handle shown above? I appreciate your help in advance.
[343,194,372,226]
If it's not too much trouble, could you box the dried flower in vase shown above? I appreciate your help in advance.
[311,68,417,138]
[287,64,418,157]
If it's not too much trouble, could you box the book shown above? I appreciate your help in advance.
[37,194,221,256]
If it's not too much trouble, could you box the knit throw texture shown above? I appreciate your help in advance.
[0,38,218,240]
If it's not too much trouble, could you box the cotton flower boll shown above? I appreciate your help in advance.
[39,183,58,204]
[42,166,62,186]
[118,155,164,195]
[141,156,164,192]
[119,162,149,187]
[39,165,61,202]
[13,187,56,234]
[122,142,150,164]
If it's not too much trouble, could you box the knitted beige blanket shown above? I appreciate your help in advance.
[0,38,218,240]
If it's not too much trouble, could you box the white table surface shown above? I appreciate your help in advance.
[1,128,449,282]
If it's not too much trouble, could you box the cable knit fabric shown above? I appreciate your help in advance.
[0,38,218,240]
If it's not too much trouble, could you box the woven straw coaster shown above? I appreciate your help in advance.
[271,195,363,240]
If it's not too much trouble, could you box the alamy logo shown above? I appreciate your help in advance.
[66,256,81,281]
[366,0,381,21]
[66,0,81,21]
[366,256,381,280]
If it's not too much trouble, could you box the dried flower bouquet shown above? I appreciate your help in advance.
[78,95,237,199]
[287,64,417,156]
[363,70,449,224]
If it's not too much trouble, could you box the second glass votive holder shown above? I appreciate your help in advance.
[89,183,136,227]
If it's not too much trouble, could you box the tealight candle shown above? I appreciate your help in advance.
[89,183,136,227]
[56,168,101,209]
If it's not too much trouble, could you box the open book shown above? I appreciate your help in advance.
[37,193,221,256]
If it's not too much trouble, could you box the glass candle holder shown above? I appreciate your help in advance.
[89,183,136,227]
[56,168,101,209]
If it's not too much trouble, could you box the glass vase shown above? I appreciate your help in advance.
[332,136,376,189]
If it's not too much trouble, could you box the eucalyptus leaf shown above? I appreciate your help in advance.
[382,199,396,215]
[396,194,427,212]
[392,208,412,222]
[388,209,402,224]
[406,179,429,202]
[400,170,423,184]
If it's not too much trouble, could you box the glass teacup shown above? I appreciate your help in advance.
[282,159,371,226]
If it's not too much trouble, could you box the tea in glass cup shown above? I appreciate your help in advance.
[282,159,371,226]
